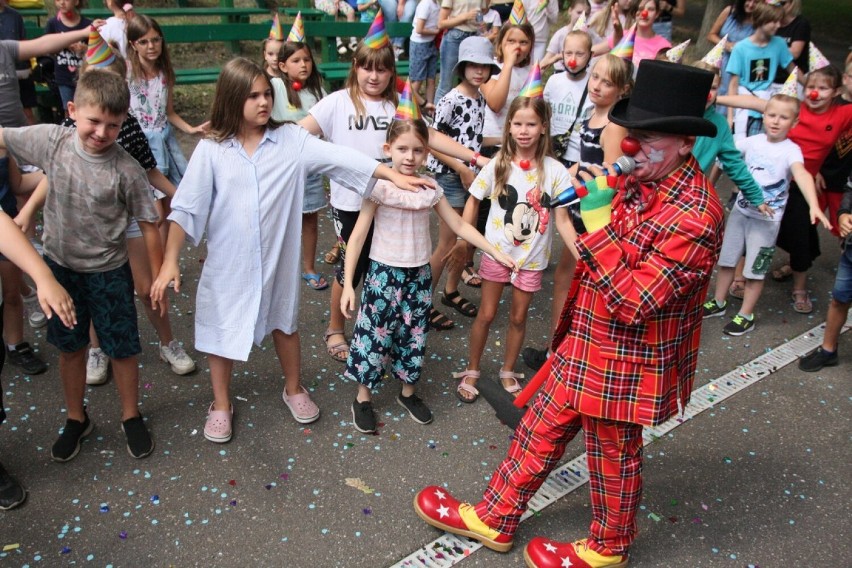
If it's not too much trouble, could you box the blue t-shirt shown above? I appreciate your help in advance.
[44,15,91,87]
[726,36,793,93]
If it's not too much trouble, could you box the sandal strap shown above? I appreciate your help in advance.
[452,369,481,380]
[444,289,461,301]
[456,381,480,396]
[499,371,524,380]
[324,329,345,342]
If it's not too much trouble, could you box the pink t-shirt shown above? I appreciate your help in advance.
[609,33,671,67]
[368,180,444,267]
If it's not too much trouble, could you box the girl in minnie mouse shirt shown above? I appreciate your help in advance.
[448,96,574,403]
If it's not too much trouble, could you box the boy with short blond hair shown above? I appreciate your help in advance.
[703,93,831,335]
[0,68,161,462]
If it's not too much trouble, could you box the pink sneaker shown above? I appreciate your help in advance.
[204,402,233,443]
[282,387,320,424]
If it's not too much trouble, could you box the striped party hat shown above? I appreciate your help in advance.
[269,12,284,40]
[808,42,829,72]
[518,61,543,99]
[364,10,390,49]
[777,69,799,99]
[533,0,548,16]
[610,25,635,61]
[288,11,305,42]
[572,12,588,32]
[394,80,421,120]
[701,35,727,69]
[85,28,116,68]
[665,39,690,63]
[509,0,527,25]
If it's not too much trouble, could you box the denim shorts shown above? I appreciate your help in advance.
[436,172,468,209]
[45,257,141,359]
[304,173,327,214]
[409,40,438,82]
[831,245,852,304]
[144,125,188,187]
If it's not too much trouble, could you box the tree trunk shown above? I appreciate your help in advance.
[695,0,730,56]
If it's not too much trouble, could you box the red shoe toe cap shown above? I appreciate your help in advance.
[415,485,467,532]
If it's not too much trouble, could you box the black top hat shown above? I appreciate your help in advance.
[609,60,717,138]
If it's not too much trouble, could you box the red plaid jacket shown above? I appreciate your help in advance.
[551,156,724,426]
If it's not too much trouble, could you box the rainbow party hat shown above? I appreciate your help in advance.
[394,80,421,120]
[572,12,588,32]
[808,42,829,72]
[777,68,799,99]
[269,12,284,40]
[701,35,727,69]
[665,39,690,63]
[609,25,635,61]
[364,10,390,49]
[85,28,116,68]
[518,61,543,99]
[288,11,305,42]
[509,0,527,25]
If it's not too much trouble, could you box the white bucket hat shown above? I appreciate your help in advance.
[453,36,500,77]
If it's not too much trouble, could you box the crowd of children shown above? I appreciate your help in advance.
[0,0,849,523]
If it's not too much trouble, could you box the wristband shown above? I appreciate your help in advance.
[470,152,480,169]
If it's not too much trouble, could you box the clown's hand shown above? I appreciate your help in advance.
[575,167,617,232]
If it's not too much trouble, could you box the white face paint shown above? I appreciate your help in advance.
[628,130,692,182]
[647,148,665,164]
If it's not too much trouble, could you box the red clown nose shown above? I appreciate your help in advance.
[808,90,818,100]
[621,136,641,156]
[292,81,303,91]
[641,9,648,18]
[568,59,577,69]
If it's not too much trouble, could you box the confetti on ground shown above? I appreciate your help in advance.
[345,478,375,494]
[2,544,20,552]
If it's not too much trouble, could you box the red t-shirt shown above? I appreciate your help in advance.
[789,103,852,176]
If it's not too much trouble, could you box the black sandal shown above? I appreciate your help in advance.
[441,290,478,317]
[429,308,455,331]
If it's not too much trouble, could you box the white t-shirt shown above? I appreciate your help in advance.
[483,63,530,138]
[468,156,571,270]
[543,72,592,163]
[411,0,440,43]
[309,89,394,211]
[734,133,803,220]
[99,16,128,58]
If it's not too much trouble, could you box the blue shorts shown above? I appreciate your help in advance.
[45,257,141,359]
[304,173,327,214]
[409,40,438,82]
[436,172,468,209]
[831,245,852,304]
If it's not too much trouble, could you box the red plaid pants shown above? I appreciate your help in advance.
[473,386,644,555]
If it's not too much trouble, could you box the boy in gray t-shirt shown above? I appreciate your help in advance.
[0,69,161,462]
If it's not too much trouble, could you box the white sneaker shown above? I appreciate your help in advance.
[159,340,196,375]
[348,38,358,51]
[22,291,47,329]
[337,38,347,55]
[86,348,109,385]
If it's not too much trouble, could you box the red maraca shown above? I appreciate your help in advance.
[808,90,818,101]
[568,59,577,69]
[292,81,303,91]
[621,136,641,156]
[519,159,531,170]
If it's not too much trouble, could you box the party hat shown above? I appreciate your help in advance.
[518,61,543,98]
[665,39,690,63]
[533,0,548,16]
[808,42,829,72]
[269,12,284,40]
[572,12,588,32]
[394,80,421,120]
[364,10,390,49]
[85,28,116,68]
[777,68,799,98]
[609,25,635,61]
[508,0,527,25]
[288,11,305,42]
[701,34,727,69]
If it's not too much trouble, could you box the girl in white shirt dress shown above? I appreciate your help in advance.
[151,58,433,444]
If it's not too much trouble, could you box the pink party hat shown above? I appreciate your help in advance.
[509,0,527,25]
[572,12,588,32]
[364,10,390,49]
[665,39,690,63]
[518,61,543,98]
[701,35,727,69]
[288,11,305,42]
[269,12,284,40]
[610,25,635,61]
[394,80,421,120]
[85,28,116,68]
[808,42,830,72]
[777,69,799,99]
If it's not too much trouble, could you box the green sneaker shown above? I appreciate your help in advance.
[724,314,755,336]
[702,299,726,319]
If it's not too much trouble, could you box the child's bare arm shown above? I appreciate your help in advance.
[791,163,831,230]
[430,147,476,188]
[427,128,489,168]
[166,91,208,135]
[150,221,186,311]
[18,26,91,60]
[553,206,580,259]
[340,200,377,318]
[298,115,323,136]
[14,174,47,233]
[434,197,516,270]
[716,93,768,113]
[146,168,177,199]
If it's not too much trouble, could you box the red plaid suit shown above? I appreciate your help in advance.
[475,157,724,555]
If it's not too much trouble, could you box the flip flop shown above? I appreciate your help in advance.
[302,273,329,290]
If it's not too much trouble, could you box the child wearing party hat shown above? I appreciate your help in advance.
[542,0,590,72]
[448,66,576,401]
[614,0,670,67]
[342,84,516,432]
[703,81,831,336]
[517,0,558,62]
[262,12,285,78]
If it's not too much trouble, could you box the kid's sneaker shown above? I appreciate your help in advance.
[122,414,154,459]
[723,313,755,336]
[22,291,47,328]
[397,393,433,425]
[86,348,109,385]
[51,412,93,462]
[702,298,726,319]
[351,399,377,433]
[159,340,196,375]
[6,342,47,375]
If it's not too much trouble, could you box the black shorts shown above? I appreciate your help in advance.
[331,207,375,288]
[18,78,37,108]
[45,257,141,359]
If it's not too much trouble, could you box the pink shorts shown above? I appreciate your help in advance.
[479,254,543,293]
